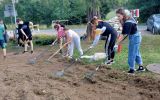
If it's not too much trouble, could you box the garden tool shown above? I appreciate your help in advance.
[53,47,92,78]
[28,46,51,64]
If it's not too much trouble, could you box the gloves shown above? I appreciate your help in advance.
[113,44,118,52]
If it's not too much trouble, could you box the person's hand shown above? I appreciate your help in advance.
[114,44,118,51]
[51,42,55,46]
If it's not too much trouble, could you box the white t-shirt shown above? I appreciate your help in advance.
[67,29,79,38]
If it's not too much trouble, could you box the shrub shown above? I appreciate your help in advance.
[33,34,56,45]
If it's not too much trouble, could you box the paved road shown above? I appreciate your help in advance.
[7,24,152,38]
[32,25,152,35]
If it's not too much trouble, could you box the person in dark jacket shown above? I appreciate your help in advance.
[116,8,145,74]
[90,17,118,65]
[20,21,34,54]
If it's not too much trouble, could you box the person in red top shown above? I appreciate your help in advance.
[51,23,65,54]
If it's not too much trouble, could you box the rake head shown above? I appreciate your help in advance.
[52,70,64,78]
[45,59,53,64]
[28,59,36,65]
[84,71,94,79]
[13,52,20,55]
[84,71,96,83]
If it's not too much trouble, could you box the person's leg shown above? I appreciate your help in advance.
[104,36,109,53]
[24,40,28,53]
[105,39,114,65]
[30,40,33,53]
[107,35,116,61]
[3,48,6,58]
[128,41,137,71]
[0,40,7,58]
[68,40,74,57]
[74,37,83,56]
[110,34,117,61]
[18,35,20,46]
[135,43,145,71]
[135,45,143,66]
[28,35,33,53]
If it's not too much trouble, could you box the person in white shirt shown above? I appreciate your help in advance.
[63,28,83,58]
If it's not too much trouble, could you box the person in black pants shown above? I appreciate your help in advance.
[90,17,118,65]
[16,18,25,47]
[20,21,34,54]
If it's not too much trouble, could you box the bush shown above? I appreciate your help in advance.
[33,34,56,45]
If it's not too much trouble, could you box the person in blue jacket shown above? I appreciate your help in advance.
[0,19,7,58]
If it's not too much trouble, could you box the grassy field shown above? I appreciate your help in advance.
[72,35,160,73]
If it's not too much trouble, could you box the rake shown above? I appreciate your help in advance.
[53,47,92,78]
[84,65,101,83]
[45,43,67,63]
[84,35,128,82]
[13,45,22,55]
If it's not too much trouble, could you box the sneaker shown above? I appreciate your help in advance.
[104,60,112,65]
[3,56,6,59]
[136,66,145,72]
[67,56,73,60]
[128,69,135,74]
[31,51,33,54]
[22,51,28,54]
[110,60,115,64]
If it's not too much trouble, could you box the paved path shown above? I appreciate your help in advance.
[7,25,152,38]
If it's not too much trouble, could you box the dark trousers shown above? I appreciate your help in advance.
[105,34,117,60]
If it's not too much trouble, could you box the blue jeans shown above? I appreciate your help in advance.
[0,40,6,49]
[128,32,143,70]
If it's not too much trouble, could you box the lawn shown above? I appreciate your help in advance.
[73,35,160,73]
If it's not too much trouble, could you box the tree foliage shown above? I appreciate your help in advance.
[0,0,128,25]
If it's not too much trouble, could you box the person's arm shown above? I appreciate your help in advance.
[101,26,106,34]
[117,22,132,44]
[20,29,28,39]
[51,38,58,46]
[90,28,102,48]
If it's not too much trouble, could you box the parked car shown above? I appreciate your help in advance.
[146,14,160,34]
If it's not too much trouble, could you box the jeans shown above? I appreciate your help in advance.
[128,32,143,70]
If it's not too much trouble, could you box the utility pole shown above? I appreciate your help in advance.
[11,0,17,26]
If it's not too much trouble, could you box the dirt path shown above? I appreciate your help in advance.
[0,49,160,100]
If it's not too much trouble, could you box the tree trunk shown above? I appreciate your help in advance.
[87,1,101,21]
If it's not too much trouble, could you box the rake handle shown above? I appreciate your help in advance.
[47,43,67,61]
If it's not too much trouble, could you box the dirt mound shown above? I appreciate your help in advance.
[0,49,160,100]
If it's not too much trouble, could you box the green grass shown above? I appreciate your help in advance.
[73,35,160,72]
